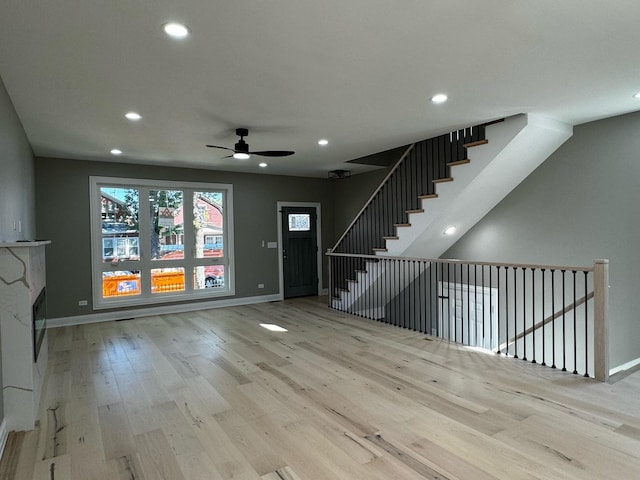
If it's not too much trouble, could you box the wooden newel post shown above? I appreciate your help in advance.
[593,259,609,382]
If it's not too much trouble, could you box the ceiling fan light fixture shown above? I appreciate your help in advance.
[162,22,190,39]
[206,127,295,159]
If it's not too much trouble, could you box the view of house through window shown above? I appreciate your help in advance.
[91,177,233,308]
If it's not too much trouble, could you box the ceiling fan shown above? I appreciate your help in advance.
[206,128,294,160]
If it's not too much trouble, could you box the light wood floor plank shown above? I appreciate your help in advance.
[134,429,186,480]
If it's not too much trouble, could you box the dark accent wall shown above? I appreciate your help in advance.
[443,110,640,369]
[35,157,335,319]
[330,167,389,244]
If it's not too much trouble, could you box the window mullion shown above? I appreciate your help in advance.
[183,189,195,291]
[138,186,152,298]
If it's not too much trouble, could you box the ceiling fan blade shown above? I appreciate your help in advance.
[250,150,295,157]
[206,144,235,152]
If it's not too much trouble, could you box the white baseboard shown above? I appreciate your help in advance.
[48,293,282,327]
[319,288,328,296]
[609,357,640,376]
[0,418,8,462]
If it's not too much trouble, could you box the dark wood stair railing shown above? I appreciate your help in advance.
[330,121,499,296]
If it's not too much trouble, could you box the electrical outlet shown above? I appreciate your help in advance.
[258,283,264,289]
[78,300,88,306]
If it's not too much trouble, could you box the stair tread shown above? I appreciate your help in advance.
[372,248,388,252]
[418,194,438,200]
[394,223,411,227]
[406,209,424,214]
[383,236,399,240]
[463,139,488,148]
[447,159,471,167]
[433,177,453,184]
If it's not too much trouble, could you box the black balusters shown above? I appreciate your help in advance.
[522,267,527,362]
[573,270,578,374]
[453,262,458,343]
[504,266,508,356]
[584,271,589,378]
[550,270,556,368]
[328,254,596,378]
[561,270,567,372]
[474,264,479,347]
[482,265,486,349]
[489,266,494,351]
[531,268,536,364]
[467,264,471,346]
[513,266,518,359]
[541,269,546,366]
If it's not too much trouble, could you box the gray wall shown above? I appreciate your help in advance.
[0,76,36,242]
[35,157,335,319]
[443,111,640,369]
[0,75,37,423]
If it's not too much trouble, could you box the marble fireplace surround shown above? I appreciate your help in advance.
[0,241,50,433]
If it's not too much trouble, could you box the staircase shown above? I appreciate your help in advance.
[330,114,573,310]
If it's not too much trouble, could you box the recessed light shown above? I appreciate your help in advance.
[318,139,329,146]
[233,152,250,160]
[125,112,142,121]
[162,22,190,39]
[634,92,640,99]
[431,93,448,104]
[259,162,268,168]
[110,148,123,155]
[443,226,457,236]
[259,323,288,332]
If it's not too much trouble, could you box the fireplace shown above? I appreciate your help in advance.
[1,240,50,431]
[33,287,47,362]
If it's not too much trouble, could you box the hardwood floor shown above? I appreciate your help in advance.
[4,296,640,479]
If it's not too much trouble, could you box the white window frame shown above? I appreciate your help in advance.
[90,176,235,309]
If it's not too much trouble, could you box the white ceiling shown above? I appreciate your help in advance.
[1,1,639,178]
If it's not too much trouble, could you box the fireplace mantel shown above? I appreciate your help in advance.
[0,241,50,432]
[0,241,51,248]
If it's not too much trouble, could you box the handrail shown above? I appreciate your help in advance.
[330,143,415,251]
[326,251,595,273]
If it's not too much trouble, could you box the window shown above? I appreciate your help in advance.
[90,177,234,309]
[288,213,311,231]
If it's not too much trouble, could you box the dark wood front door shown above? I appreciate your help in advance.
[281,206,318,298]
